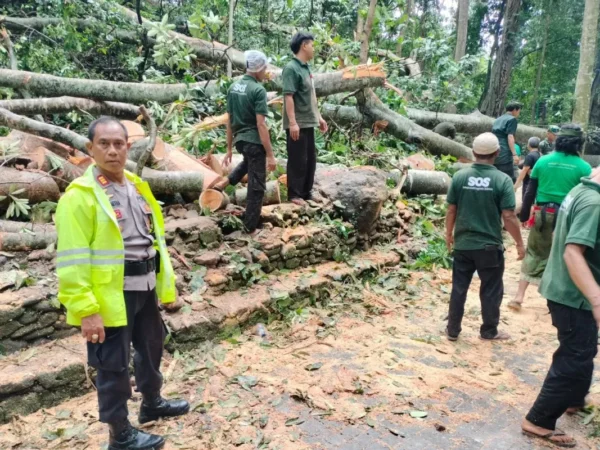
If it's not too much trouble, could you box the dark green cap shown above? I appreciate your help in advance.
[548,125,560,134]
[558,128,584,138]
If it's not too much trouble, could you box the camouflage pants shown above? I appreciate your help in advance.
[520,208,555,284]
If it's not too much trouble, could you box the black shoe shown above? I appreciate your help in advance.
[108,419,165,450]
[138,393,190,424]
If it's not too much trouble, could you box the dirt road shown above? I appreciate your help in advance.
[1,243,598,449]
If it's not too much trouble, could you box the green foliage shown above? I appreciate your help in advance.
[146,15,196,72]
[412,237,452,270]
[0,187,31,219]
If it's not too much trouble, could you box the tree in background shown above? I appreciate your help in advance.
[572,0,599,127]
[454,0,469,61]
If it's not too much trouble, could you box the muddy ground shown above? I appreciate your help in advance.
[1,242,599,450]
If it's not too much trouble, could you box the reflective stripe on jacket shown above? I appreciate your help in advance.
[55,165,175,327]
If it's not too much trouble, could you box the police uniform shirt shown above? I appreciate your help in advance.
[94,168,157,291]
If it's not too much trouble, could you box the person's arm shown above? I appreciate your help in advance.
[445,204,457,251]
[520,178,538,222]
[508,135,518,163]
[282,67,300,141]
[502,209,525,259]
[257,114,276,171]
[285,95,299,141]
[312,84,328,133]
[224,116,233,167]
[564,245,600,320]
[514,165,530,191]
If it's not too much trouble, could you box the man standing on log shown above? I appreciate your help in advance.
[520,167,600,448]
[283,32,328,206]
[55,117,189,450]
[213,50,277,233]
[491,101,522,181]
[445,132,525,342]
[539,125,560,155]
[509,124,591,311]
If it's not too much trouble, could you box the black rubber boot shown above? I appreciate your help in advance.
[138,392,190,424]
[108,418,165,450]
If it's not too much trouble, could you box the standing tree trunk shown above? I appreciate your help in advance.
[454,0,469,61]
[479,1,506,110]
[572,0,600,127]
[590,49,600,128]
[396,0,412,57]
[530,0,552,124]
[227,0,234,78]
[479,0,522,117]
[359,0,378,63]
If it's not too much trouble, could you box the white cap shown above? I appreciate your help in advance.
[245,50,268,73]
[473,132,500,155]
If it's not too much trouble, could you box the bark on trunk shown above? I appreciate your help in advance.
[454,0,469,61]
[0,96,140,119]
[404,107,546,141]
[0,167,60,204]
[321,102,474,161]
[359,0,378,63]
[0,231,57,252]
[124,161,204,196]
[590,51,600,128]
[0,66,385,104]
[0,107,89,153]
[0,220,55,233]
[398,169,450,195]
[572,0,600,126]
[479,0,522,117]
[234,181,281,207]
[530,0,551,125]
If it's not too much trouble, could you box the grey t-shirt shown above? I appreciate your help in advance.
[94,168,156,291]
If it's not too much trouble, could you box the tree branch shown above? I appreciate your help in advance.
[135,106,157,176]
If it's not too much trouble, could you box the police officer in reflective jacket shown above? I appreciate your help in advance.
[55,117,189,450]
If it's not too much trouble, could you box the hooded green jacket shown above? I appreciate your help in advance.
[55,165,175,327]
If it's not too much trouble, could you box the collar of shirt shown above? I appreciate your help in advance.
[293,56,311,70]
[580,177,600,194]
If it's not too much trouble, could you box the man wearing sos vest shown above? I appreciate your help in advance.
[445,132,525,341]
[55,117,189,450]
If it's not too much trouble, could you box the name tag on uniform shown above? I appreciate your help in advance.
[97,174,110,187]
[114,209,123,220]
[110,200,121,207]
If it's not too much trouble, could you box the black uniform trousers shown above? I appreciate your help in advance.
[447,247,505,339]
[228,141,267,233]
[88,289,164,423]
[526,300,598,430]
[286,128,316,201]
[494,161,516,182]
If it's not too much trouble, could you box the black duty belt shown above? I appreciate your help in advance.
[536,202,561,230]
[124,255,159,276]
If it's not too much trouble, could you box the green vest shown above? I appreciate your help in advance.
[56,165,176,327]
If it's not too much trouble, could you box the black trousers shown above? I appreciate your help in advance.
[526,300,598,430]
[494,161,516,182]
[286,128,316,201]
[88,289,164,423]
[447,248,505,339]
[228,142,267,232]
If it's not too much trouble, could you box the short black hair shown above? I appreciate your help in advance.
[555,123,584,156]
[88,116,128,142]
[506,101,522,112]
[528,137,540,148]
[290,32,314,55]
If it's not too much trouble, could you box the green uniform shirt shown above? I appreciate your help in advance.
[447,164,516,251]
[491,113,518,165]
[539,139,554,155]
[530,152,592,204]
[282,57,319,130]
[539,178,600,310]
[227,75,269,146]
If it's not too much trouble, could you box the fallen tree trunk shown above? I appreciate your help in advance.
[321,102,474,161]
[0,167,60,204]
[0,96,140,118]
[124,161,204,196]
[199,189,230,211]
[389,169,451,195]
[234,181,281,207]
[0,231,58,251]
[0,66,386,104]
[0,220,55,233]
[406,108,547,142]
[0,107,89,153]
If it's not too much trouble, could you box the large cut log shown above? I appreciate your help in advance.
[388,169,451,195]
[0,220,55,233]
[0,66,386,104]
[0,96,140,119]
[321,102,474,161]
[0,167,60,204]
[124,161,203,196]
[199,189,230,212]
[0,231,57,251]
[151,142,220,190]
[0,106,89,153]
[234,181,281,207]
[406,108,547,142]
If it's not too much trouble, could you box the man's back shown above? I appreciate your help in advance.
[227,75,268,146]
[447,164,515,250]
[531,151,592,204]
[492,113,518,165]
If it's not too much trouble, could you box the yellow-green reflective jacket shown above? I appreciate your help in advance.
[55,165,176,327]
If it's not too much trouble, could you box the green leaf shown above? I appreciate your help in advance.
[285,416,305,426]
[304,362,323,371]
[366,417,376,428]
[287,0,293,7]
[409,410,428,419]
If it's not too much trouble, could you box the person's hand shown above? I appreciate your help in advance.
[592,303,600,329]
[266,155,277,172]
[445,234,454,252]
[319,118,328,133]
[162,299,184,313]
[81,313,105,344]
[514,185,518,193]
[289,123,300,141]
[513,154,519,164]
[223,150,233,167]
[516,244,526,260]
